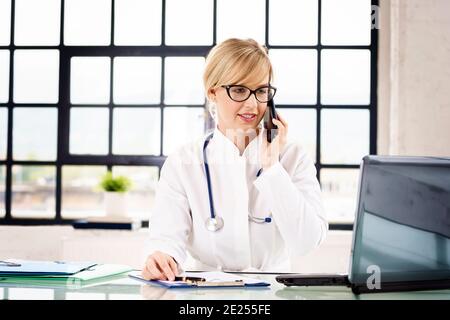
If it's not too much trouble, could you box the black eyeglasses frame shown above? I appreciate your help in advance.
[221,84,277,103]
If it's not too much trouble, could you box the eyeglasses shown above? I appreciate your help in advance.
[221,85,277,103]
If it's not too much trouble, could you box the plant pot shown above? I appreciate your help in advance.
[104,192,128,218]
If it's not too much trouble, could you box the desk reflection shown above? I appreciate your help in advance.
[275,286,450,300]
[140,284,176,300]
[1,273,450,300]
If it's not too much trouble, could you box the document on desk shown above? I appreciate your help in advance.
[0,259,97,276]
[0,264,134,289]
[128,271,270,288]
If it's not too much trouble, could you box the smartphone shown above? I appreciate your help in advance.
[264,98,278,143]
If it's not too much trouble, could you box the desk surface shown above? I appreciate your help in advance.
[1,273,450,300]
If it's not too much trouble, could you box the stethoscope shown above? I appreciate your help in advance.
[203,133,272,232]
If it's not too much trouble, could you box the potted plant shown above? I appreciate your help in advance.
[99,172,132,218]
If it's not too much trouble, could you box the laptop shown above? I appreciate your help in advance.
[276,155,450,294]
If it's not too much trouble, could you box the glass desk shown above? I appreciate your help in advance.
[1,273,450,300]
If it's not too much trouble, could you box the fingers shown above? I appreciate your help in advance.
[272,118,287,139]
[141,264,152,280]
[273,112,287,132]
[275,112,288,129]
[145,257,166,280]
[142,252,178,281]
[159,258,176,281]
[272,118,286,130]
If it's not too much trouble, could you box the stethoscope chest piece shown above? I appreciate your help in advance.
[205,216,224,232]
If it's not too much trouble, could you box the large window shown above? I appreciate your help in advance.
[0,0,378,228]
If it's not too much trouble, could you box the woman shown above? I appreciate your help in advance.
[142,38,328,281]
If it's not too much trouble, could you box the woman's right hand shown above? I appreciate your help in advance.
[141,251,179,281]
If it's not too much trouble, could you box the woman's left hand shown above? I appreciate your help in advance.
[260,112,288,170]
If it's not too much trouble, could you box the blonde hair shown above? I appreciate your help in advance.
[203,38,273,119]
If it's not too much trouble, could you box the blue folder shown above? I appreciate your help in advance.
[0,259,97,276]
[128,271,270,289]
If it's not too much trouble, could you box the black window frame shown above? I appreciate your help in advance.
[0,0,378,231]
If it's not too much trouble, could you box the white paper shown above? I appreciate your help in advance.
[180,271,266,285]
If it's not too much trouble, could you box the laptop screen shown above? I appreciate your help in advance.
[349,156,450,285]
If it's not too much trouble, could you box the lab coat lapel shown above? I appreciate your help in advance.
[205,127,252,270]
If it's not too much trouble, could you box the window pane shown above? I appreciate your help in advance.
[113,108,160,155]
[64,0,111,46]
[0,108,6,160]
[13,50,59,103]
[321,109,370,165]
[114,0,162,46]
[0,165,5,217]
[164,57,205,105]
[278,108,316,161]
[166,0,213,45]
[113,57,161,104]
[62,165,107,219]
[112,166,159,219]
[163,107,205,155]
[217,0,265,44]
[269,49,317,105]
[269,0,318,45]
[321,169,360,223]
[0,50,9,103]
[71,57,111,105]
[12,165,56,218]
[70,107,109,155]
[13,108,57,161]
[321,50,371,105]
[14,0,61,46]
[0,0,11,45]
[321,0,371,45]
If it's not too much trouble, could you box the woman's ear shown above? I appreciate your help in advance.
[207,88,216,102]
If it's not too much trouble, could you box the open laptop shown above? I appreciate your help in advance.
[276,155,450,294]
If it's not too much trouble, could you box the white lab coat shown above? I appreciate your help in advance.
[145,125,328,272]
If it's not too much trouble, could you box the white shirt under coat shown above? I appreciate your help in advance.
[145,125,328,272]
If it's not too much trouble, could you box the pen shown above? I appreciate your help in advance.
[174,276,206,283]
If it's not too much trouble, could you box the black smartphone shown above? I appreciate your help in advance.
[264,98,278,143]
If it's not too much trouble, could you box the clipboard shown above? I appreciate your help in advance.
[128,271,270,289]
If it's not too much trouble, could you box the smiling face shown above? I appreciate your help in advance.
[208,76,270,134]
[203,39,273,141]
[203,38,273,145]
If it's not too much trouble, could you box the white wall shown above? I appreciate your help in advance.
[378,0,450,156]
[0,226,148,269]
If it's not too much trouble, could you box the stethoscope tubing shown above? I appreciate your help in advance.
[203,134,216,220]
[203,133,272,231]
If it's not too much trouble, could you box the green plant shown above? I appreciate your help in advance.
[99,172,132,193]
